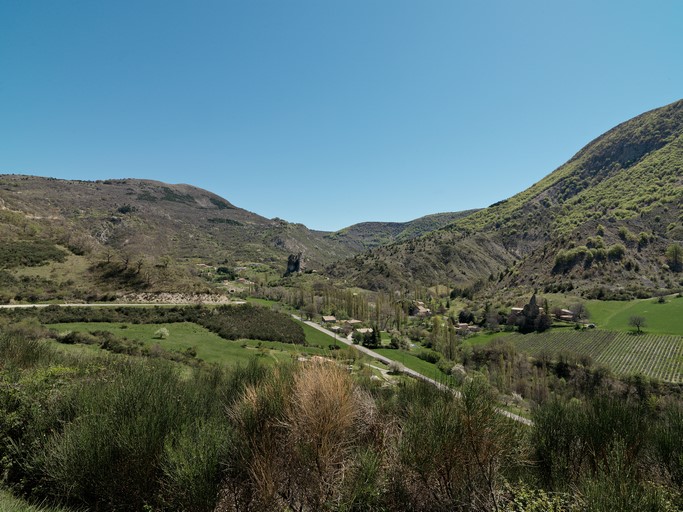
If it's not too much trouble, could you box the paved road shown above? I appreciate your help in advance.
[296,316,533,426]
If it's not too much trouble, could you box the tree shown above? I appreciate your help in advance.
[303,302,317,321]
[154,327,170,339]
[628,315,646,334]
[666,243,682,272]
[569,302,589,322]
[535,313,552,333]
[458,309,474,324]
[516,293,552,334]
[361,327,380,348]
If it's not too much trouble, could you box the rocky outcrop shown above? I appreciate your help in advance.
[284,253,303,276]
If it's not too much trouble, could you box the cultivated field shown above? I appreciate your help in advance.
[508,330,683,383]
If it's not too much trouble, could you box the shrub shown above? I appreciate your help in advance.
[607,243,626,261]
[416,350,441,364]
[0,241,67,269]
[399,378,522,510]
[159,419,232,511]
[39,359,233,510]
[154,327,170,339]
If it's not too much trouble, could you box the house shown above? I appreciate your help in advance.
[345,319,362,325]
[559,309,575,322]
[356,328,373,334]
[417,305,431,316]
[415,302,432,316]
[321,315,337,323]
[511,306,545,314]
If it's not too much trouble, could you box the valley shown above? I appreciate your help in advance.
[1,99,683,511]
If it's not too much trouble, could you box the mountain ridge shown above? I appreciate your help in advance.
[329,99,683,298]
[0,174,473,300]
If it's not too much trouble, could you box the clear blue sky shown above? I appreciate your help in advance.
[1,1,682,231]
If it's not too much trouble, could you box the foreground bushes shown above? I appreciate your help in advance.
[1,325,682,511]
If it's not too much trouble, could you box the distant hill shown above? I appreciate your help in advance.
[0,176,364,299]
[0,175,469,300]
[329,99,683,299]
[326,211,479,251]
[0,176,359,266]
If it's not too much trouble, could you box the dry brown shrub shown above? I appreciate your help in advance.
[221,361,374,511]
[284,360,361,508]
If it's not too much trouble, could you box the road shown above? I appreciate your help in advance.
[296,316,533,426]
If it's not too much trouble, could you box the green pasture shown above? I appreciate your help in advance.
[294,319,340,347]
[462,330,509,347]
[374,348,450,384]
[46,321,331,366]
[586,295,683,334]
[245,297,282,307]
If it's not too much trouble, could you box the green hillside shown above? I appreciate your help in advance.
[326,210,479,250]
[329,99,683,298]
[586,295,683,335]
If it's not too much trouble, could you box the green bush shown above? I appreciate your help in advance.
[607,243,626,261]
[159,419,233,511]
[0,241,67,269]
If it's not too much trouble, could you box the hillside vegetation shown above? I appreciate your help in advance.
[326,210,478,250]
[0,176,474,301]
[329,99,683,298]
[0,176,359,270]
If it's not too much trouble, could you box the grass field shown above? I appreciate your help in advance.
[294,319,340,347]
[47,321,332,366]
[374,348,454,385]
[245,297,283,308]
[505,330,683,383]
[586,295,683,334]
[462,330,509,347]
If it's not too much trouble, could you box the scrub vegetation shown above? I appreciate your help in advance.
[1,322,683,511]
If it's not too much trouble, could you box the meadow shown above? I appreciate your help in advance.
[374,347,444,380]
[46,318,339,366]
[586,295,683,334]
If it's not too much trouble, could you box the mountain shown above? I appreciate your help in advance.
[0,175,471,301]
[0,176,365,300]
[325,211,479,251]
[329,99,683,299]
[0,176,360,266]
